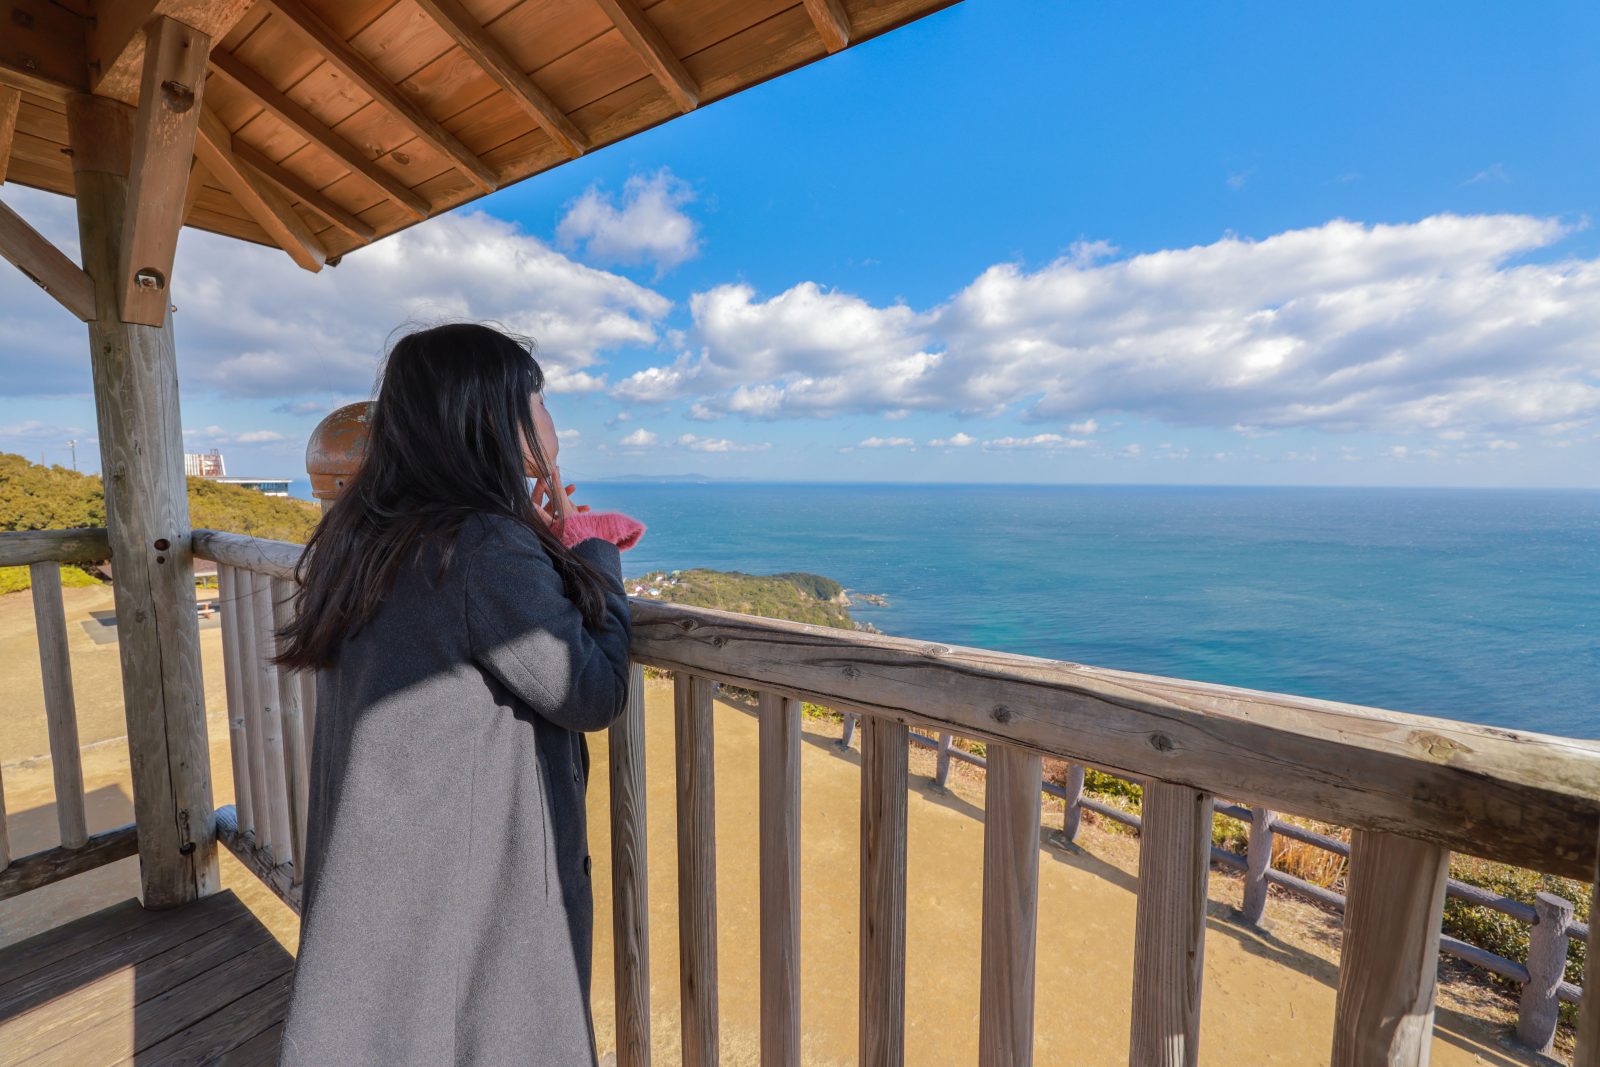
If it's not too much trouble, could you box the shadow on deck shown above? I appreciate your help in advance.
[0,890,290,1065]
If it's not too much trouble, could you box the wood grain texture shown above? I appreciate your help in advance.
[414,0,589,155]
[180,158,207,222]
[674,671,719,1067]
[0,527,110,565]
[216,804,301,913]
[860,715,908,1066]
[0,194,96,320]
[118,16,210,325]
[0,86,20,184]
[250,569,294,864]
[625,599,1600,880]
[234,566,273,856]
[610,662,653,1067]
[192,528,302,578]
[1129,783,1212,1067]
[978,743,1041,1067]
[217,565,255,837]
[803,0,854,51]
[0,824,140,902]
[69,91,218,909]
[28,560,87,848]
[933,730,953,789]
[233,139,377,241]
[207,49,431,219]
[1331,830,1450,1066]
[271,575,310,881]
[1518,890,1576,1052]
[1572,846,1598,1067]
[87,0,254,103]
[256,0,500,191]
[195,105,326,273]
[759,690,802,1067]
[594,0,701,112]
[1242,804,1274,925]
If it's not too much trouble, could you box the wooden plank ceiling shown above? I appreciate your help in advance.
[0,0,957,267]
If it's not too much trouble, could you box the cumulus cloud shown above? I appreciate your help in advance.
[928,432,976,447]
[981,434,1090,450]
[619,428,659,447]
[557,170,700,274]
[184,426,288,445]
[675,433,770,453]
[617,214,1600,438]
[0,188,671,402]
[858,436,915,448]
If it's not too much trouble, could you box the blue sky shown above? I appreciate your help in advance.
[4,0,1599,489]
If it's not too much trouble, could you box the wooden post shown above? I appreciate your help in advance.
[1242,805,1274,926]
[1129,783,1212,1067]
[251,570,293,861]
[860,715,908,1065]
[839,711,857,750]
[1517,890,1576,1054]
[28,561,87,848]
[978,743,1042,1067]
[234,568,273,855]
[271,576,310,880]
[610,663,652,1067]
[1576,836,1599,1067]
[66,91,217,908]
[1060,763,1086,844]
[759,691,801,1066]
[933,731,953,791]
[674,672,718,1067]
[1331,830,1449,1066]
[217,565,254,837]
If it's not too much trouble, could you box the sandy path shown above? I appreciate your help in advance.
[0,587,1546,1064]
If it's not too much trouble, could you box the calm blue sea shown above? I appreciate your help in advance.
[562,483,1600,740]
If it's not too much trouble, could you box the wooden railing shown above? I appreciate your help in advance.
[189,529,1600,1066]
[0,528,139,901]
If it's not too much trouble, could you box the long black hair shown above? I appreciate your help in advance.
[275,322,610,670]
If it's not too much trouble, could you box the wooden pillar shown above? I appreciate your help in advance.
[66,93,218,908]
[1576,835,1600,1067]
[1517,891,1575,1054]
[1241,805,1274,926]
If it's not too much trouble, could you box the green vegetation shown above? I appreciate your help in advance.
[0,452,319,592]
[624,568,857,629]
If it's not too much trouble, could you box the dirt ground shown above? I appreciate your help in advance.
[0,586,1563,1065]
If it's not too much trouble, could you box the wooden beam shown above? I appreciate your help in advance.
[2,0,90,102]
[414,0,588,156]
[0,196,97,320]
[256,0,500,192]
[119,16,211,326]
[0,527,111,566]
[88,0,255,104]
[0,825,140,902]
[194,106,325,273]
[209,50,430,221]
[0,87,20,184]
[802,0,853,52]
[181,158,207,222]
[233,140,376,243]
[592,0,699,113]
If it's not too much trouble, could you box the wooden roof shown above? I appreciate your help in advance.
[2,0,956,267]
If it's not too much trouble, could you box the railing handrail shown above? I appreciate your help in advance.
[0,527,112,567]
[190,527,1600,881]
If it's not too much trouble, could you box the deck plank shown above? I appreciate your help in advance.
[0,890,292,1066]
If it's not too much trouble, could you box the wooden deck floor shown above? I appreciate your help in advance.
[0,889,292,1065]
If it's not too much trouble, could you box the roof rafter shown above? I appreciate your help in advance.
[414,0,588,157]
[209,49,431,221]
[88,0,256,103]
[119,16,212,326]
[0,88,20,185]
[195,105,327,273]
[802,0,853,53]
[256,0,501,193]
[591,0,699,113]
[233,139,377,243]
[0,196,96,320]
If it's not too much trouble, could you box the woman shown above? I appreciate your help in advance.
[273,322,645,1066]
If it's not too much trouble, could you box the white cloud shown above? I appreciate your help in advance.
[619,428,658,447]
[556,170,700,274]
[0,188,672,402]
[981,434,1090,450]
[1068,418,1100,435]
[184,426,288,444]
[927,432,976,447]
[858,436,915,448]
[675,433,770,453]
[617,214,1600,438]
[558,428,581,440]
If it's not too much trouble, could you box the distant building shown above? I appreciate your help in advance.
[184,450,292,497]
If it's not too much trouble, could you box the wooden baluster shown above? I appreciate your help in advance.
[28,561,87,848]
[1060,763,1086,844]
[271,576,310,881]
[933,731,953,790]
[860,715,908,1066]
[1331,830,1449,1066]
[1242,805,1274,926]
[675,671,718,1066]
[216,566,254,837]
[1573,832,1599,1067]
[839,711,857,750]
[299,669,317,755]
[250,570,293,862]
[978,743,1042,1067]
[1518,890,1577,1053]
[610,663,651,1067]
[759,691,801,1066]
[1129,783,1213,1067]
[234,570,272,855]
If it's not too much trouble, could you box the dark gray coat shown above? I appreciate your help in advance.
[277,513,633,1067]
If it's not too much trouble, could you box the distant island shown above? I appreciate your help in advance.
[625,567,884,633]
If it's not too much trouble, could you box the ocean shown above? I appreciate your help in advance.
[565,482,1600,740]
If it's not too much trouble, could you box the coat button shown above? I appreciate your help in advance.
[582,855,592,877]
